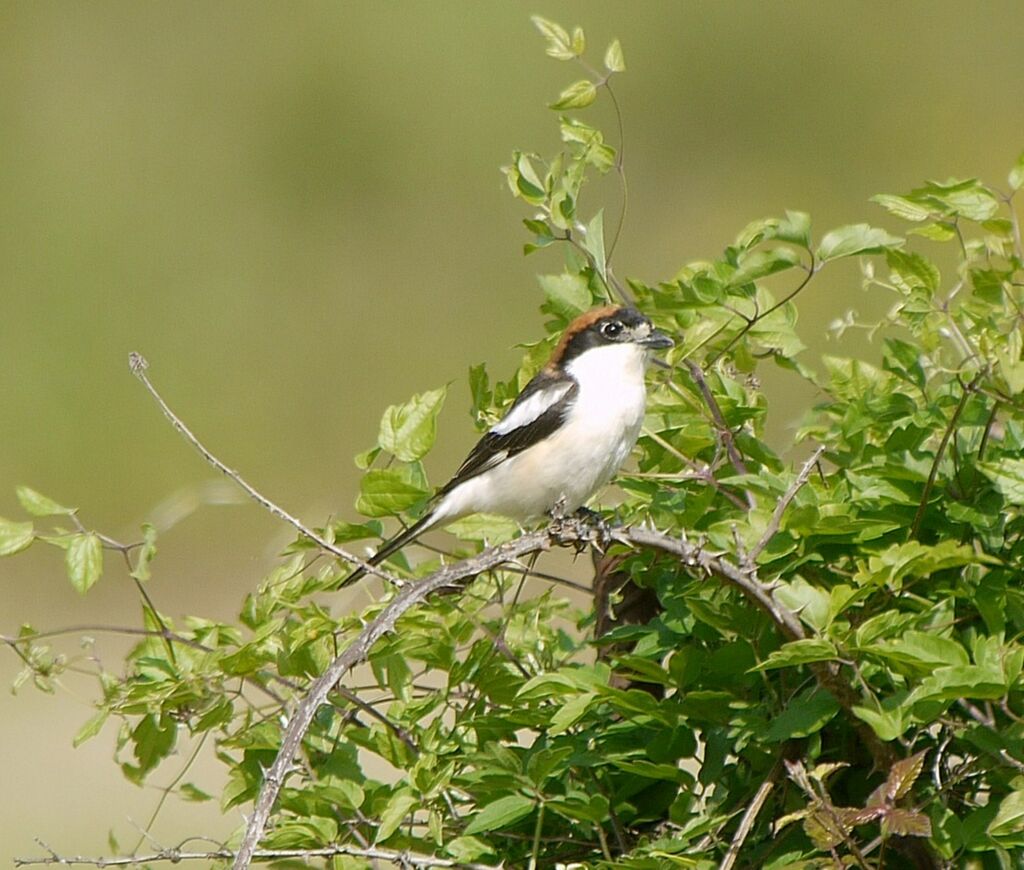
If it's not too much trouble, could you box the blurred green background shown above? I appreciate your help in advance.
[2,1,1021,864]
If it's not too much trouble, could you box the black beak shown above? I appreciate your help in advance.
[638,328,674,349]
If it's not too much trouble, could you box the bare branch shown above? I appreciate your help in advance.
[748,445,826,562]
[16,842,500,869]
[719,774,776,870]
[128,353,401,586]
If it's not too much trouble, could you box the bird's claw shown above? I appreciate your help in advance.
[546,503,612,553]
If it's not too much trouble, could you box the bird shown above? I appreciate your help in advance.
[342,304,673,585]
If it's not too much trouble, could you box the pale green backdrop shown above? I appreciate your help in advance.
[2,2,1022,864]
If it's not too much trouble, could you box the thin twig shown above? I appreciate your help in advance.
[128,353,400,586]
[639,428,749,511]
[708,256,817,365]
[748,446,826,562]
[719,775,776,870]
[331,685,418,752]
[910,377,977,541]
[684,361,756,509]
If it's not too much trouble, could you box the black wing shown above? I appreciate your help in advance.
[437,370,578,497]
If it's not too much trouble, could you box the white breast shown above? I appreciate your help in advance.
[434,343,649,523]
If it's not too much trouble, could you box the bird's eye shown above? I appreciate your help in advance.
[601,321,624,338]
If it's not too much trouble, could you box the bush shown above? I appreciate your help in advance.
[5,17,1024,870]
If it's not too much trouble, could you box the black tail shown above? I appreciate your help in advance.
[339,510,438,587]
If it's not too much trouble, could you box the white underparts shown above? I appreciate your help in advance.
[430,342,649,525]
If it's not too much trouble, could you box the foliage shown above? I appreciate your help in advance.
[6,16,1024,870]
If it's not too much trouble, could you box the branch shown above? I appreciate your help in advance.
[16,842,499,869]
[748,445,825,562]
[120,359,891,863]
[684,360,756,509]
[619,526,804,641]
[128,353,401,586]
[909,376,977,541]
[719,773,776,870]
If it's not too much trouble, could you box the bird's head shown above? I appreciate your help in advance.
[547,305,674,373]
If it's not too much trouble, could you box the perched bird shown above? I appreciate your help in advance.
[343,305,673,585]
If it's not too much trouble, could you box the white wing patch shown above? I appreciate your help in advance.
[490,381,574,435]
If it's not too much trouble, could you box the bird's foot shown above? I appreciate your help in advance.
[546,502,611,552]
[574,506,612,552]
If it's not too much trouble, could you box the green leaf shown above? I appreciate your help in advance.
[445,836,492,863]
[0,517,34,556]
[550,80,597,111]
[776,210,811,247]
[374,788,418,843]
[508,151,546,205]
[852,703,910,741]
[908,221,956,241]
[871,194,933,222]
[531,16,575,60]
[917,178,999,221]
[538,272,591,319]
[980,458,1024,504]
[582,209,607,283]
[871,631,969,671]
[179,782,214,802]
[989,790,1024,837]
[773,577,831,631]
[816,224,903,261]
[73,709,109,747]
[1010,151,1024,192]
[66,533,103,593]
[886,248,939,294]
[756,638,838,670]
[16,486,75,517]
[122,713,176,783]
[765,688,840,741]
[726,246,801,288]
[131,523,157,582]
[570,26,585,56]
[356,469,428,518]
[378,386,447,462]
[464,793,535,834]
[550,691,597,734]
[603,38,625,72]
